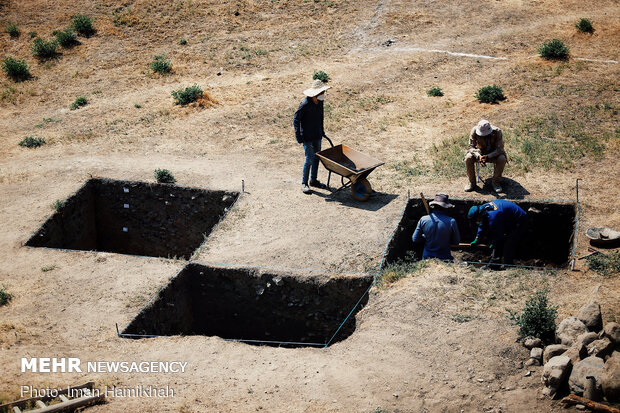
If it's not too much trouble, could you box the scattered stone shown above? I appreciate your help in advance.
[603,322,620,344]
[576,332,599,349]
[530,347,543,361]
[577,301,603,332]
[557,317,588,346]
[564,343,587,364]
[569,356,605,395]
[601,352,620,402]
[524,337,543,349]
[525,371,532,377]
[382,39,396,47]
[525,358,540,367]
[543,344,568,364]
[541,355,571,399]
[575,404,586,411]
[587,337,614,359]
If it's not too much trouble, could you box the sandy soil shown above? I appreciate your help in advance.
[1,0,619,411]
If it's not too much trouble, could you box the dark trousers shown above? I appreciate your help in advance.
[491,219,526,266]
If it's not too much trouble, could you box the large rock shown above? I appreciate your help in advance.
[557,317,587,346]
[542,355,572,398]
[531,347,543,361]
[604,322,620,344]
[569,356,605,395]
[602,352,620,403]
[587,337,614,359]
[564,343,587,364]
[576,332,599,349]
[544,344,568,364]
[577,301,603,332]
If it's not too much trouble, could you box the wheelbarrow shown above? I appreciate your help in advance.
[316,137,384,201]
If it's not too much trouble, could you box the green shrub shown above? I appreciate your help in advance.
[0,285,13,306]
[2,57,31,82]
[538,39,570,60]
[427,86,444,97]
[587,251,620,276]
[178,38,187,45]
[575,18,594,33]
[5,22,19,37]
[313,70,330,83]
[51,200,65,210]
[70,96,88,110]
[70,14,95,37]
[475,84,506,104]
[154,168,176,184]
[171,85,203,105]
[150,53,172,74]
[31,38,58,59]
[18,136,46,148]
[28,31,37,38]
[376,253,427,288]
[507,289,557,343]
[54,28,79,47]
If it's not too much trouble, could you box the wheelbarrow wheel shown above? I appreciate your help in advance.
[351,178,372,201]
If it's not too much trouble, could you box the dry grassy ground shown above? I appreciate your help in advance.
[1,0,619,411]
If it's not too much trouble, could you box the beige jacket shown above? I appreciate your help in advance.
[467,126,505,159]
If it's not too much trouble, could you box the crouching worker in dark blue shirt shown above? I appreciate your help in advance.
[468,199,526,267]
[412,194,461,261]
[293,79,331,194]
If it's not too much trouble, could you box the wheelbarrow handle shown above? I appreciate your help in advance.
[323,135,334,148]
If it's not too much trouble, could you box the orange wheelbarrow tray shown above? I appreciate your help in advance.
[316,138,384,201]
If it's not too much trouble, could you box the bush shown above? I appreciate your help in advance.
[313,70,330,83]
[150,53,172,74]
[0,285,13,306]
[575,18,594,33]
[70,96,88,110]
[171,85,203,105]
[2,57,31,82]
[31,38,58,59]
[51,200,66,210]
[427,86,444,97]
[154,169,176,184]
[538,39,570,60]
[507,289,557,343]
[587,251,620,276]
[70,14,95,37]
[5,22,19,37]
[18,136,46,148]
[475,84,506,104]
[54,28,79,47]
[178,38,187,45]
[28,31,37,38]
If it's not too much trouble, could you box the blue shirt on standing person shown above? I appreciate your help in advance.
[412,194,461,260]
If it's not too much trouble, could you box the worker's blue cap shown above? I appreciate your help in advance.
[468,206,480,220]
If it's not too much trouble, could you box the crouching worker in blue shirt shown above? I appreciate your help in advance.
[412,194,461,261]
[468,199,526,267]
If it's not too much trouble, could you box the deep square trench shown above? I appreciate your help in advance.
[122,264,373,347]
[383,198,577,267]
[26,178,239,259]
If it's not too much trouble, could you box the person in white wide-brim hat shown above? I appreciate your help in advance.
[464,119,507,193]
[293,79,332,194]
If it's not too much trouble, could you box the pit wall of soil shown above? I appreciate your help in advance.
[383,198,577,267]
[26,178,239,259]
[122,263,374,346]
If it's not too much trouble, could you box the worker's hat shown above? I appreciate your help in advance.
[429,193,454,209]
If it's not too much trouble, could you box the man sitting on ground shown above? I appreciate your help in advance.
[464,119,507,193]
[412,194,461,261]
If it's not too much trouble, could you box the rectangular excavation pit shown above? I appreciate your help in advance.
[121,264,373,347]
[26,178,239,259]
[383,198,577,268]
